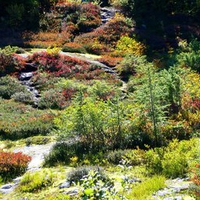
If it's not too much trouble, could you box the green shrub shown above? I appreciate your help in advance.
[38,89,67,109]
[79,170,115,199]
[44,140,87,166]
[0,100,54,140]
[62,43,86,54]
[177,39,200,72]
[116,54,146,80]
[87,80,117,100]
[145,139,199,178]
[11,91,34,105]
[54,95,128,152]
[25,136,53,146]
[67,166,105,184]
[0,45,19,55]
[0,76,26,99]
[107,149,145,166]
[0,151,31,181]
[115,35,145,56]
[19,169,54,192]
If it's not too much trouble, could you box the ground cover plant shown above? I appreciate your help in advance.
[0,0,200,199]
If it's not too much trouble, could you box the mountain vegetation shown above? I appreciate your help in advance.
[0,0,200,199]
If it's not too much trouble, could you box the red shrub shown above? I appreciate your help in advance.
[0,53,25,75]
[0,151,31,180]
[30,52,92,77]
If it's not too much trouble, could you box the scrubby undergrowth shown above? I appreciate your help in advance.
[0,0,200,199]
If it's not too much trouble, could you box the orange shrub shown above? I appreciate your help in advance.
[0,151,31,180]
[98,55,123,67]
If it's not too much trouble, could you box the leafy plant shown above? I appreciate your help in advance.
[67,166,105,185]
[145,138,199,178]
[54,94,127,151]
[115,35,145,56]
[19,169,54,192]
[107,148,145,166]
[0,76,27,99]
[11,91,35,105]
[44,140,87,166]
[0,53,24,75]
[0,151,31,181]
[62,42,86,53]
[38,89,68,109]
[79,170,116,199]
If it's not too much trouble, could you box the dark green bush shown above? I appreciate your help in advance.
[67,166,106,184]
[0,76,27,99]
[11,91,34,105]
[44,140,88,166]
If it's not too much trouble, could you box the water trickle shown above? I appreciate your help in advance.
[19,64,40,107]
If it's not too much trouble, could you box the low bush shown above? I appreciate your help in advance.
[0,100,54,139]
[79,170,115,199]
[0,151,31,181]
[116,54,146,80]
[0,45,19,55]
[115,35,145,57]
[62,42,86,54]
[25,136,53,146]
[38,89,68,109]
[67,166,106,184]
[11,91,35,105]
[19,169,53,192]
[29,51,116,82]
[98,55,123,68]
[30,51,91,78]
[0,52,25,75]
[0,76,27,99]
[177,39,200,73]
[107,148,145,166]
[87,80,117,100]
[145,139,199,178]
[44,140,88,166]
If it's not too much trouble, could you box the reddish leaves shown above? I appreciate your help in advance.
[0,151,31,180]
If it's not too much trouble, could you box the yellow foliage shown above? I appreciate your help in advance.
[182,70,200,97]
[46,46,61,55]
[115,35,145,56]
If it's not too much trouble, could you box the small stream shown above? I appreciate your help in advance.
[18,54,40,107]
[19,71,40,106]
[100,7,120,24]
